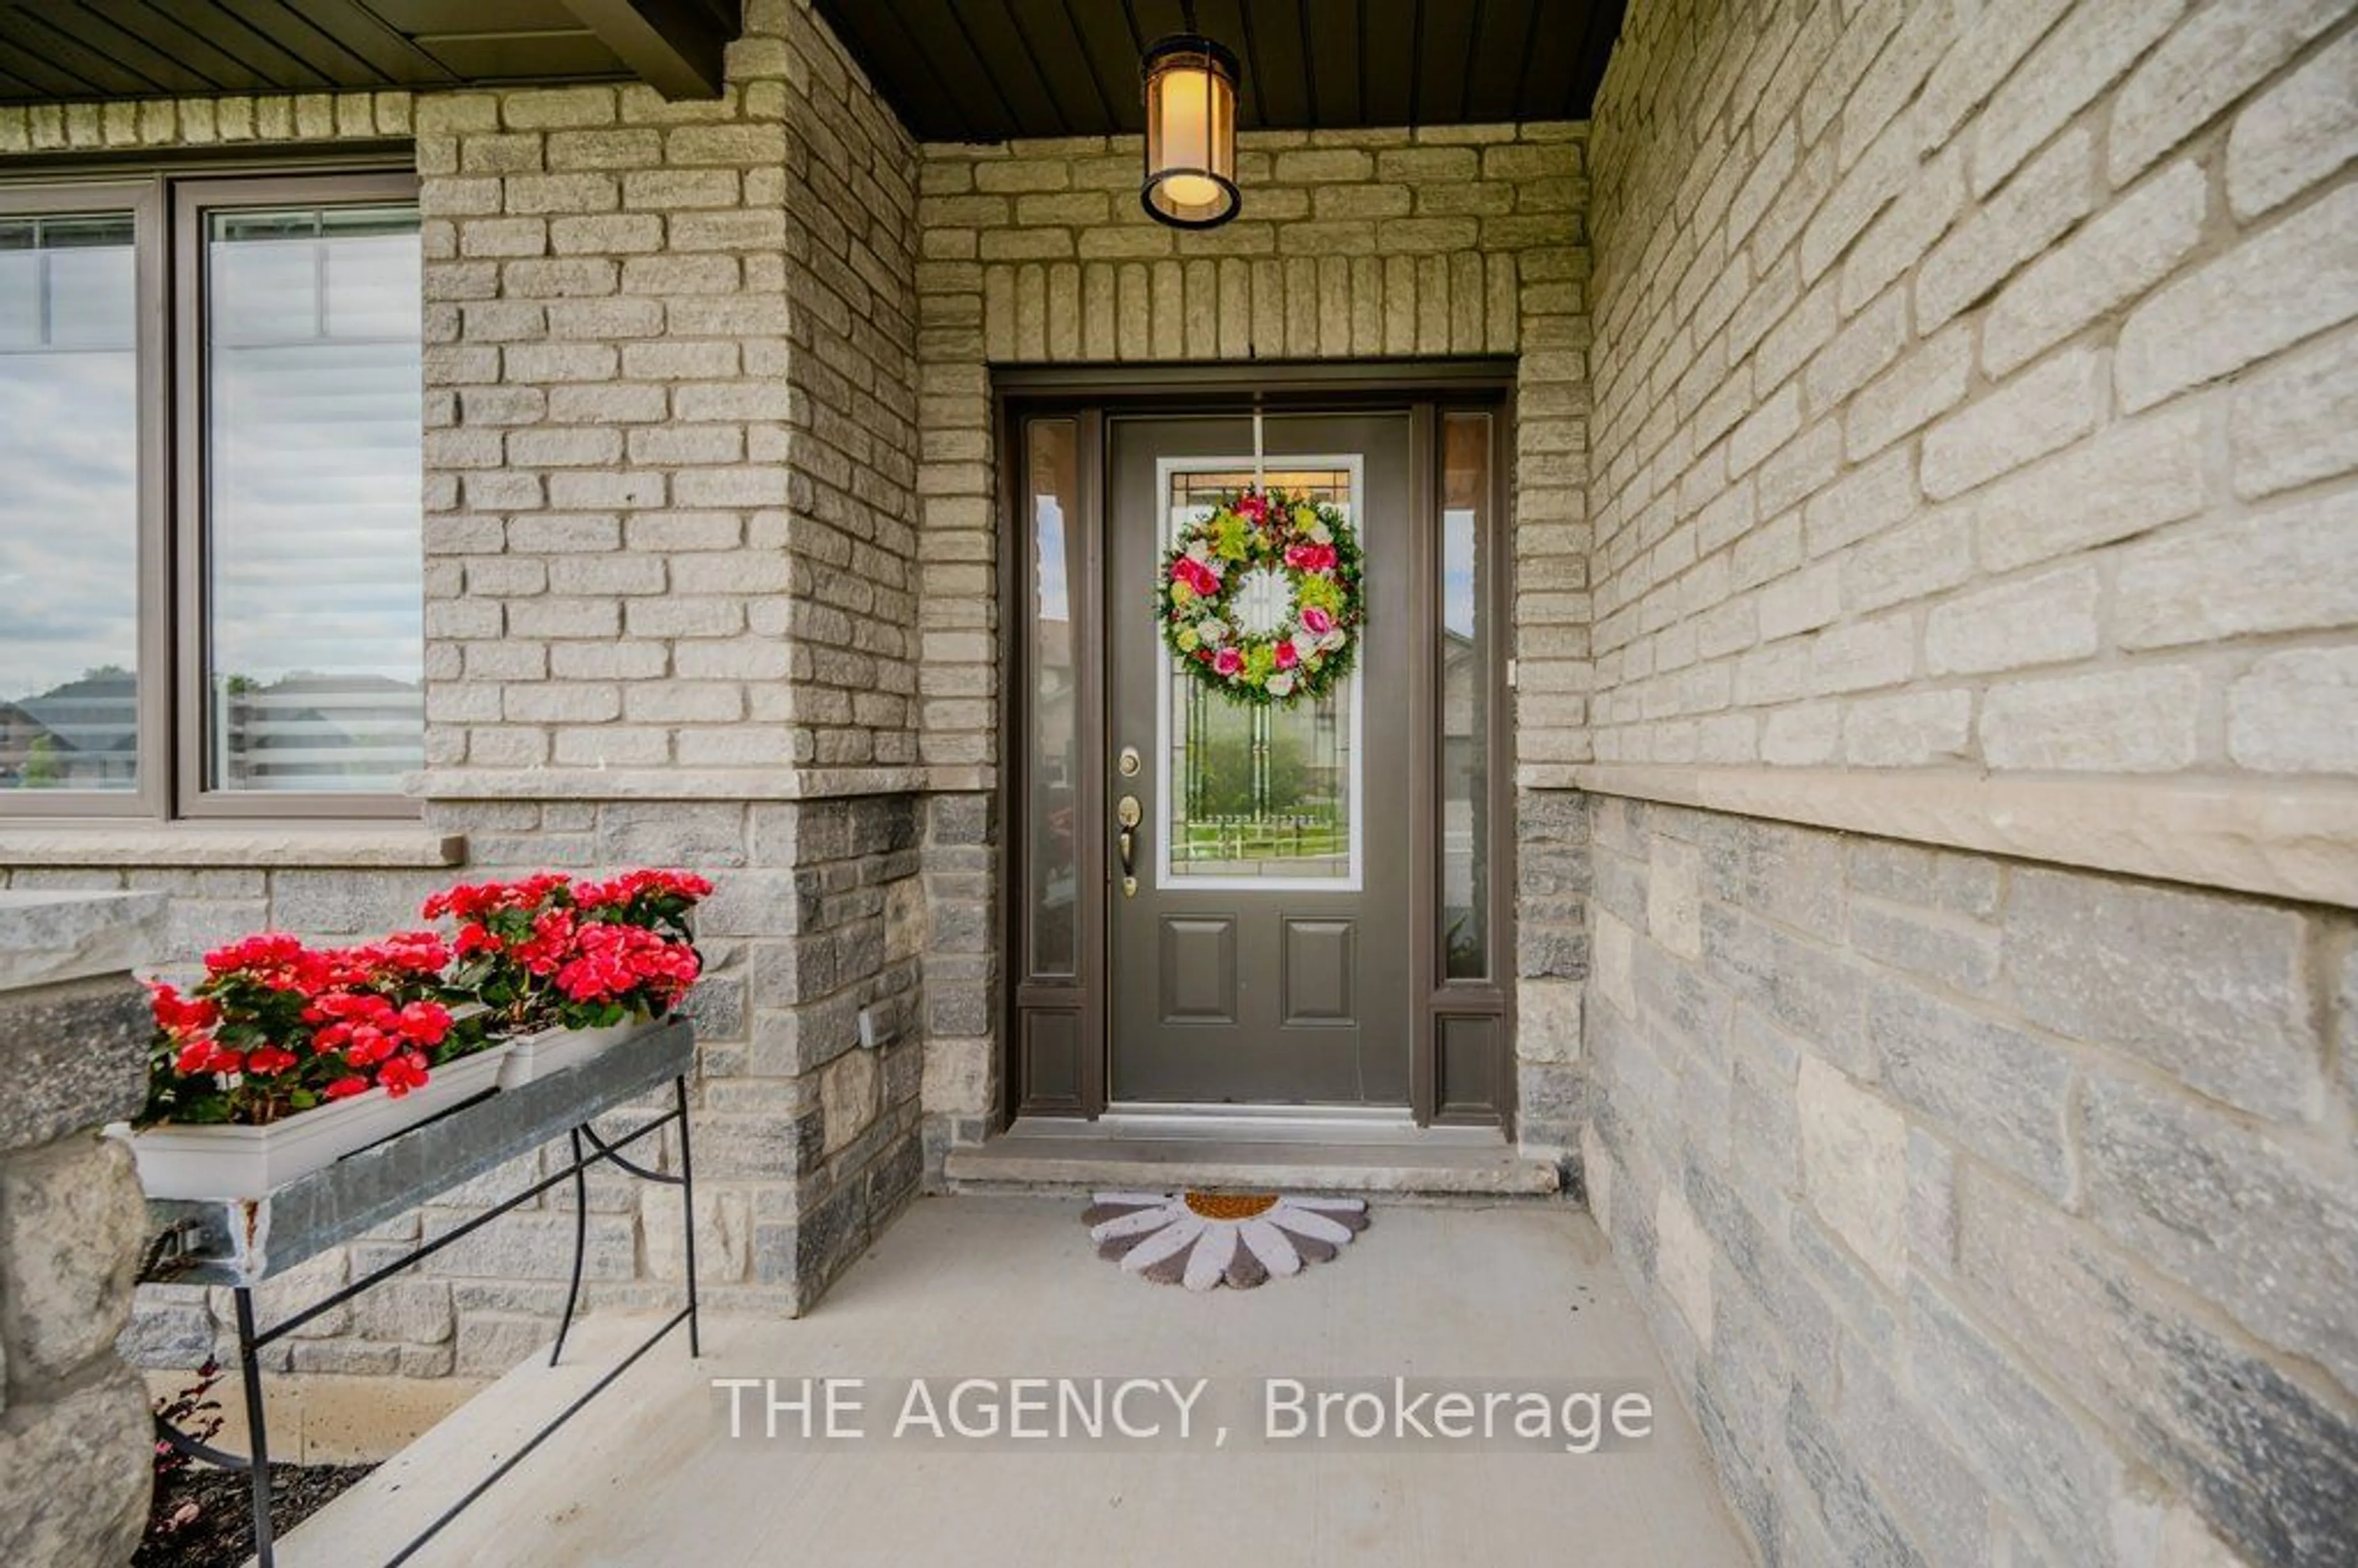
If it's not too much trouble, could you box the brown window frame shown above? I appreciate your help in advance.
[0,165,424,825]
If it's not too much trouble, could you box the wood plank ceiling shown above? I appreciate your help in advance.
[809,0,1627,143]
[0,0,741,103]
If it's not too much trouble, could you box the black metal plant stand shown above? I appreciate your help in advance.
[141,1020,700,1568]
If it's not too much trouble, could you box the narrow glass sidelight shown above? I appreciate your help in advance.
[1025,417,1083,976]
[201,202,424,793]
[1440,413,1492,980]
[0,211,141,793]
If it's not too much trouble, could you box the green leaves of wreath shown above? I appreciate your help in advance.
[1157,486,1364,706]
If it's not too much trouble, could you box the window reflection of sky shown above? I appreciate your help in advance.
[208,220,423,693]
[0,231,141,702]
[1444,507,1477,638]
[0,219,424,705]
[1035,495,1068,623]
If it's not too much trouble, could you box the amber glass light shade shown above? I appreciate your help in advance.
[1142,34,1240,229]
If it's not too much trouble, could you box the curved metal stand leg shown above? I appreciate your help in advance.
[235,1288,275,1568]
[675,1074,700,1357]
[551,1125,589,1367]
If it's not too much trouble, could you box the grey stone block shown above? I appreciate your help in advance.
[118,1289,218,1369]
[0,1135,147,1385]
[0,979,151,1151]
[2079,1072,2358,1395]
[454,1313,555,1376]
[348,1279,456,1346]
[1847,898,1999,995]
[1702,906,1866,1071]
[0,891,165,992]
[289,1338,405,1375]
[680,969,746,1042]
[1516,787,1590,842]
[0,1362,150,1566]
[594,801,750,869]
[1845,838,1999,920]
[2004,868,2320,1120]
[1832,1337,1989,1568]
[926,792,994,846]
[1784,1384,1929,1568]
[270,869,453,935]
[1953,1162,2358,1568]
[1904,1279,2123,1568]
[1865,977,2072,1199]
[696,870,818,937]
[1587,845,1649,927]
[1700,816,1848,940]
[421,1211,637,1282]
[1788,1207,1896,1356]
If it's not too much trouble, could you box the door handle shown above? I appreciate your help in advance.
[1115,794,1142,898]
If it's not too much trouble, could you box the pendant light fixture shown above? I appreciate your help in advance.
[1140,6,1240,230]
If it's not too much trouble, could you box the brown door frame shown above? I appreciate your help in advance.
[994,359,1519,1133]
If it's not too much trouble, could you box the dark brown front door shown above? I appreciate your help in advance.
[1105,413,1412,1106]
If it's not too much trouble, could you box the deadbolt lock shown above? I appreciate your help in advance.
[1118,746,1140,777]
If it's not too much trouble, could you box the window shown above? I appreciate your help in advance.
[0,171,422,819]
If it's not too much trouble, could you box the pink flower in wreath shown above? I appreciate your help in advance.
[1300,605,1335,636]
[1234,493,1268,524]
[1285,543,1337,572]
[1172,557,1220,596]
[1274,640,1299,670]
[1213,647,1245,677]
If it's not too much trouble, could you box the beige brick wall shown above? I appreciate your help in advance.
[1584,0,2358,781]
[415,1,919,782]
[913,125,1595,778]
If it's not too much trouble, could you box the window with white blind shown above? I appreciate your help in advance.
[0,171,423,819]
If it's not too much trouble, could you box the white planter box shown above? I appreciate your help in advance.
[118,1047,510,1201]
[496,1021,648,1090]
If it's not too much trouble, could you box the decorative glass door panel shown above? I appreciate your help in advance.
[1155,459,1363,891]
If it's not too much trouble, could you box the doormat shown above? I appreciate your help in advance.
[1083,1191,1370,1290]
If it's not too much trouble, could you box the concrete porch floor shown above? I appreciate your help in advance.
[278,1195,1749,1567]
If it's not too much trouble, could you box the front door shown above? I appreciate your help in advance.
[1105,413,1412,1106]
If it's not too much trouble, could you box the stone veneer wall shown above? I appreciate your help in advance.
[1583,801,2358,1567]
[911,128,1597,1157]
[1574,2,2358,1566]
[0,892,166,1563]
[1582,0,2358,786]
[0,0,933,1375]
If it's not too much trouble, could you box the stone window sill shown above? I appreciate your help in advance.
[1536,763,2358,910]
[0,826,465,869]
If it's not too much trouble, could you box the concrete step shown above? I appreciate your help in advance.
[943,1128,1566,1199]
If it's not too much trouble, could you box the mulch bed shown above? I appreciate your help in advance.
[136,1461,376,1568]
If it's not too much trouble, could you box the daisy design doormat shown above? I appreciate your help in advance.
[1083,1191,1371,1290]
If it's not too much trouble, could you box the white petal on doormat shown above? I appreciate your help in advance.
[1121,1214,1205,1273]
[1268,1206,1358,1246]
[1239,1217,1303,1276]
[1184,1223,1239,1291]
[1091,1204,1183,1243]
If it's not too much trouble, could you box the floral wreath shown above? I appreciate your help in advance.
[1158,486,1363,705]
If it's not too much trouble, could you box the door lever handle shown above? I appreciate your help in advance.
[1115,794,1142,898]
